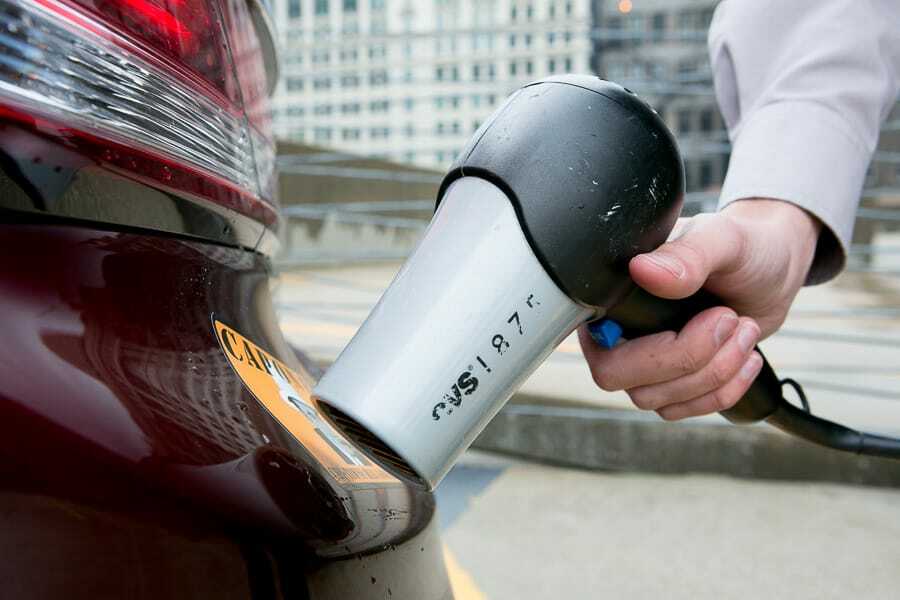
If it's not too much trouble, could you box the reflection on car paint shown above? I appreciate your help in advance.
[0,226,434,566]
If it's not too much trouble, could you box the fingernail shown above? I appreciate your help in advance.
[737,322,759,353]
[740,353,763,380]
[713,313,738,347]
[641,253,685,279]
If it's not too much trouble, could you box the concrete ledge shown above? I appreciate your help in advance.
[472,398,900,488]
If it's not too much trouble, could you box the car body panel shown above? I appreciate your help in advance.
[0,222,449,598]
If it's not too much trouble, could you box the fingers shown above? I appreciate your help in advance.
[629,214,746,300]
[579,306,739,392]
[579,306,764,421]
[657,352,764,421]
[627,317,760,410]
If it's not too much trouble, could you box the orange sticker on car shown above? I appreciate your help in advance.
[214,318,396,486]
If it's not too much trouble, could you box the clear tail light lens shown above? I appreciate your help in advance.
[0,0,277,226]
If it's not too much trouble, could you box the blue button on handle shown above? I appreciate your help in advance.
[588,319,622,349]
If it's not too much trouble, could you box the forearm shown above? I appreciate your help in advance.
[709,0,900,284]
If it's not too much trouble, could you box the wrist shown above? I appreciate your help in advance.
[724,198,821,237]
[723,198,821,278]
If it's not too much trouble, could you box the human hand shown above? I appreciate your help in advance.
[578,199,821,421]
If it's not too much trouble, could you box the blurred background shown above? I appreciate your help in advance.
[266,1,900,597]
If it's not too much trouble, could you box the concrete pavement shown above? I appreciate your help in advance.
[436,450,900,599]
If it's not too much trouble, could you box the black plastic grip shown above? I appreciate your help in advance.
[606,286,784,423]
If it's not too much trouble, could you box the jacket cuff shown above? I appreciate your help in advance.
[717,100,871,284]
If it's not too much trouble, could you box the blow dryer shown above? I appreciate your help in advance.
[315,75,900,490]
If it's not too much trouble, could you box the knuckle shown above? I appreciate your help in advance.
[672,237,704,264]
[592,368,618,392]
[708,358,733,389]
[723,214,750,264]
[629,390,654,410]
[658,408,679,422]
[676,348,702,375]
[713,389,739,412]
[659,330,678,346]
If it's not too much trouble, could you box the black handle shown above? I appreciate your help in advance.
[605,286,784,423]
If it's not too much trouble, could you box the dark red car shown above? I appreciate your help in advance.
[0,0,448,596]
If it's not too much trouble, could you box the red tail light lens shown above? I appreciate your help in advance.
[0,0,277,227]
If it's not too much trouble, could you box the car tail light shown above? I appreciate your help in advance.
[0,0,277,226]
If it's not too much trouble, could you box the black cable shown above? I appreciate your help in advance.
[780,378,809,413]
[766,398,900,460]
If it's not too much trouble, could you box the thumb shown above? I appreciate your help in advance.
[629,214,745,300]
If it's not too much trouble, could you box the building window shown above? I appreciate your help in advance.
[700,109,714,132]
[547,32,555,46]
[371,0,384,10]
[509,61,517,76]
[313,104,332,115]
[699,161,713,188]
[606,16,623,49]
[312,76,331,90]
[509,34,516,47]
[677,109,691,134]
[564,56,572,71]
[342,128,360,140]
[340,74,360,87]
[286,106,305,117]
[343,0,357,11]
[315,0,328,16]
[369,99,390,112]
[288,0,301,19]
[451,121,461,134]
[404,97,415,111]
[369,70,388,85]
[341,102,361,113]
[370,127,390,138]
[652,13,665,41]
[286,77,304,91]
[525,60,533,75]
[547,58,556,74]
[314,127,332,141]
[435,66,445,81]
[472,64,481,81]
[404,124,415,137]
[436,122,445,135]
[524,33,532,47]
